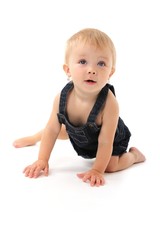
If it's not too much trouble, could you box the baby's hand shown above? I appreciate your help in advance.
[77,169,105,187]
[23,160,49,178]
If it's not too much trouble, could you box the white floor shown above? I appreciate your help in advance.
[0,130,160,240]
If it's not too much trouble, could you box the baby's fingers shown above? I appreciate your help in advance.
[90,175,105,187]
[77,173,85,179]
[44,166,49,176]
[23,166,40,178]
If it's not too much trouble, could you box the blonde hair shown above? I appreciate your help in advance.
[64,28,116,69]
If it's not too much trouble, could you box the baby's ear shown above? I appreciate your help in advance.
[109,67,115,78]
[63,64,70,77]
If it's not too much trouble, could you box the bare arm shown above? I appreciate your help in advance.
[23,94,61,178]
[77,90,119,186]
[92,90,119,173]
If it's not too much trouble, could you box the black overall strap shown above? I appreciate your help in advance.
[59,82,116,123]
[87,83,116,123]
[59,81,73,115]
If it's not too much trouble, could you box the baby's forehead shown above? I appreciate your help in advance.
[74,39,109,49]
[72,42,112,56]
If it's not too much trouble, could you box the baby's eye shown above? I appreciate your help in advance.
[98,61,106,67]
[79,59,87,64]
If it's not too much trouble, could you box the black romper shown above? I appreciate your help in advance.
[57,81,131,159]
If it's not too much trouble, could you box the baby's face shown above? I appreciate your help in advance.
[66,43,114,92]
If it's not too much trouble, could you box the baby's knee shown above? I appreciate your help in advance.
[58,125,69,139]
[105,165,118,173]
[105,156,119,173]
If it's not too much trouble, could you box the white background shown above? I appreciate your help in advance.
[0,0,160,239]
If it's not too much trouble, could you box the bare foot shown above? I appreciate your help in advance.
[13,136,37,148]
[129,147,146,163]
[13,131,42,148]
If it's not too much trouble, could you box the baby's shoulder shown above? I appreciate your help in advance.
[103,89,119,114]
[54,92,61,100]
[52,92,61,109]
[107,88,118,103]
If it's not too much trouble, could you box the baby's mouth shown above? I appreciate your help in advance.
[85,79,96,83]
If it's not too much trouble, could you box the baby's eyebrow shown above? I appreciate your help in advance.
[98,56,109,60]
[78,54,86,58]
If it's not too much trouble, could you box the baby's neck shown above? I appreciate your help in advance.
[72,87,99,104]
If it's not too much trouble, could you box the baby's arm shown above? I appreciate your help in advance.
[23,94,61,178]
[77,90,119,186]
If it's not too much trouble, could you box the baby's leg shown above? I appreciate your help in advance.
[13,124,68,148]
[13,130,43,148]
[58,125,68,140]
[105,147,146,173]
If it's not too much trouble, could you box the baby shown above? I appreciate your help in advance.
[13,28,145,187]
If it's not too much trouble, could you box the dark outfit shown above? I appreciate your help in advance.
[57,81,131,159]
